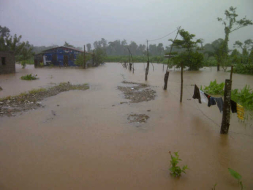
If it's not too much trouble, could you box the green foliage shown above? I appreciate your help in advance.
[169,29,203,70]
[217,7,253,71]
[104,55,165,63]
[200,80,225,95]
[212,183,217,190]
[201,80,253,110]
[0,25,34,64]
[203,56,217,66]
[94,47,107,65]
[20,74,38,80]
[228,168,244,190]
[169,152,188,177]
[231,85,253,110]
[187,51,204,70]
[234,64,253,75]
[21,61,26,69]
[75,53,92,66]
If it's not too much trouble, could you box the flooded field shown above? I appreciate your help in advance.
[0,63,253,190]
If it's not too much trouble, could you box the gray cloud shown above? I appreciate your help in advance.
[1,0,252,48]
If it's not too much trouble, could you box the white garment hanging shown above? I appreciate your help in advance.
[199,90,208,104]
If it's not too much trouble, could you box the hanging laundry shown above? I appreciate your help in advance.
[214,97,223,112]
[199,90,208,104]
[192,85,201,103]
[208,97,216,107]
[230,100,237,113]
[237,104,244,120]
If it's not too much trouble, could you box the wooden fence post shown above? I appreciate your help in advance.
[220,79,232,134]
[83,45,86,69]
[92,50,95,66]
[145,40,150,81]
[180,62,183,103]
[163,71,169,90]
[230,66,233,81]
[129,63,132,71]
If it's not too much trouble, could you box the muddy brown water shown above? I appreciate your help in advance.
[0,63,253,190]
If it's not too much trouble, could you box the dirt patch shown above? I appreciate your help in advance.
[0,82,89,117]
[117,81,156,103]
[127,114,149,123]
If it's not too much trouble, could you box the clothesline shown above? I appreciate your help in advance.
[192,84,245,121]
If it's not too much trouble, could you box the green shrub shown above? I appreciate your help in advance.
[228,168,244,190]
[21,74,38,80]
[75,53,92,66]
[231,85,253,110]
[201,80,253,110]
[233,64,253,75]
[169,152,188,177]
[200,79,225,95]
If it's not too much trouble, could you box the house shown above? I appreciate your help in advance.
[0,51,15,74]
[34,46,84,67]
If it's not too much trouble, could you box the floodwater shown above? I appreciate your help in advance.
[0,63,253,190]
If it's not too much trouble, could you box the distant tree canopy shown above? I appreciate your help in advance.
[0,25,34,64]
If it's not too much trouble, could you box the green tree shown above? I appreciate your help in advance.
[233,39,253,64]
[75,53,91,66]
[249,50,253,65]
[0,25,34,68]
[169,29,203,70]
[94,47,106,65]
[230,49,241,64]
[217,6,253,71]
[0,26,10,37]
[86,43,92,52]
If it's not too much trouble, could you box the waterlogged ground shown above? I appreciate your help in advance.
[0,63,253,190]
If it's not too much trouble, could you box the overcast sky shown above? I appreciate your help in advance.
[0,0,252,49]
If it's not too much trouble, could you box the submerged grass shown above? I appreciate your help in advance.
[21,74,39,80]
[0,82,89,102]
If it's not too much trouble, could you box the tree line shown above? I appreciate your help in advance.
[0,6,252,73]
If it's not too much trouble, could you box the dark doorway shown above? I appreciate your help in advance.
[63,55,68,66]
[52,54,57,65]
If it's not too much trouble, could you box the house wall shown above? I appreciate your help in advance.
[43,47,82,66]
[0,51,15,74]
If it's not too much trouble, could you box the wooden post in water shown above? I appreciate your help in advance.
[220,79,232,134]
[145,40,150,81]
[180,62,183,103]
[92,50,95,66]
[163,71,169,90]
[230,66,233,81]
[83,45,86,69]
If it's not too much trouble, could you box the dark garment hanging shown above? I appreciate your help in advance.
[208,97,216,107]
[204,93,216,107]
[192,85,201,103]
[230,100,237,113]
[214,97,223,112]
